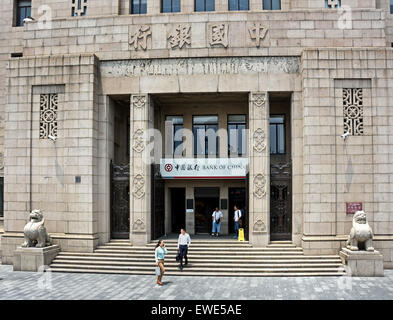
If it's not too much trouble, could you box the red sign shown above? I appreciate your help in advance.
[346,202,362,214]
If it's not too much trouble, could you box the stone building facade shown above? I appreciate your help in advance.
[0,0,393,268]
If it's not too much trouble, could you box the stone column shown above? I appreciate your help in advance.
[248,92,270,247]
[129,94,153,246]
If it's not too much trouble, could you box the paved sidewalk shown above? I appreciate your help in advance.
[0,265,393,300]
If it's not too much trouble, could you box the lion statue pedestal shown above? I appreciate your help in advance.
[13,210,60,272]
[339,211,384,277]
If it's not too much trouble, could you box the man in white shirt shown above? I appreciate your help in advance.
[177,228,191,270]
[233,205,242,239]
[211,207,223,237]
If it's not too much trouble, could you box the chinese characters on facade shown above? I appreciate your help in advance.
[129,23,269,50]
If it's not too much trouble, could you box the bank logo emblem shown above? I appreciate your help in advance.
[164,164,173,172]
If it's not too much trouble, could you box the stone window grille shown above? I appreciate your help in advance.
[325,0,341,8]
[39,94,58,139]
[71,0,87,16]
[343,88,363,136]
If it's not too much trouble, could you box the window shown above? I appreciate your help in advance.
[72,0,87,16]
[131,0,147,14]
[263,0,281,10]
[166,116,183,156]
[195,0,215,11]
[325,0,341,8]
[193,116,218,157]
[0,177,3,218]
[270,115,285,154]
[228,115,246,156]
[229,0,249,11]
[15,0,31,27]
[391,0,393,14]
[162,0,181,12]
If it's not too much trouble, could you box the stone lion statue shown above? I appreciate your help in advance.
[22,209,52,248]
[346,210,374,252]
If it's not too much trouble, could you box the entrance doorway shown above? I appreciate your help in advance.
[228,188,246,236]
[194,187,219,234]
[171,188,186,233]
[269,94,292,241]
[110,97,130,239]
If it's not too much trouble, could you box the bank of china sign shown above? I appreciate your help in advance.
[160,158,248,179]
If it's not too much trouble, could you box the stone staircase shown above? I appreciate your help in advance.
[49,239,346,277]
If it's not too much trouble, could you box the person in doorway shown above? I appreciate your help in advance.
[233,205,242,239]
[177,228,191,270]
[155,240,168,286]
[212,207,223,237]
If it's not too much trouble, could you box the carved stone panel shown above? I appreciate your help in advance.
[253,174,267,199]
[253,219,267,233]
[132,174,145,199]
[39,93,58,139]
[343,88,364,136]
[132,218,146,233]
[253,128,266,153]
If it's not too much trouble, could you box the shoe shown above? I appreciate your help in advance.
[233,236,237,239]
[216,233,219,237]
[179,265,183,270]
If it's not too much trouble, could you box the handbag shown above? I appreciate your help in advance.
[175,250,180,262]
[155,266,161,276]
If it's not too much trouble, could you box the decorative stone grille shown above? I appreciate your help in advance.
[325,0,341,8]
[72,0,87,16]
[343,88,364,136]
[39,94,58,139]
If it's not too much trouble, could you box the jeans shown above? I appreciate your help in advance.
[234,221,240,238]
[179,245,188,267]
[212,221,221,233]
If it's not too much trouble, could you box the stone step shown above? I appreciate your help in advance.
[148,240,250,245]
[49,263,345,273]
[52,259,343,268]
[54,255,341,264]
[93,249,305,256]
[49,267,346,277]
[58,252,339,260]
[96,245,303,252]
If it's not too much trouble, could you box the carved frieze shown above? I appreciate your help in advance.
[101,57,300,77]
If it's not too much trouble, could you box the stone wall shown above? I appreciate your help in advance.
[1,54,100,264]
[302,48,393,268]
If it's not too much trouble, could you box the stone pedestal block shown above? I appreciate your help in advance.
[339,247,384,277]
[13,245,60,272]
